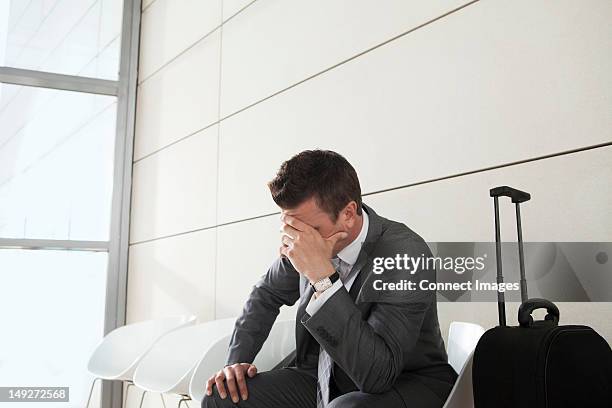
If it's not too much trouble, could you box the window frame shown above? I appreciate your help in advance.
[0,1,141,407]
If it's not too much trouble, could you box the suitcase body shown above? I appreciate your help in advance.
[472,186,612,408]
[473,318,612,407]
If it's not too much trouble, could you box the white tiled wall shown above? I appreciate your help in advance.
[134,30,221,159]
[127,228,217,321]
[217,0,612,223]
[365,146,612,243]
[219,0,471,116]
[222,0,254,21]
[127,2,612,405]
[139,0,222,81]
[130,125,218,243]
[141,0,156,11]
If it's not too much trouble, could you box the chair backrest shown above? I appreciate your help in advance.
[87,315,196,381]
[442,351,477,408]
[188,333,234,402]
[133,318,236,395]
[252,319,296,371]
[188,318,296,402]
[441,322,486,408]
[447,322,485,374]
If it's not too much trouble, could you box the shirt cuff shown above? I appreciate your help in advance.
[305,279,344,316]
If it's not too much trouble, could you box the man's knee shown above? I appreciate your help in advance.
[201,390,234,408]
[201,393,217,408]
[328,394,368,408]
[328,391,405,408]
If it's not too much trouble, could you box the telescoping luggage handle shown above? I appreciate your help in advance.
[490,186,561,328]
[490,186,531,327]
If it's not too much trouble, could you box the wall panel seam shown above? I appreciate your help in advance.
[133,121,218,163]
[218,0,479,120]
[141,0,159,14]
[129,140,612,246]
[363,141,612,197]
[133,0,479,162]
[138,0,259,85]
[129,212,278,246]
[213,2,226,320]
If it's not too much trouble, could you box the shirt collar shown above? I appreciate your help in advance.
[336,210,369,267]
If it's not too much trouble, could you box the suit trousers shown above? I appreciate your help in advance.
[201,366,455,408]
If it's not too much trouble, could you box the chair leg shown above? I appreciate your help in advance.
[177,396,192,408]
[137,390,148,408]
[84,377,100,408]
[123,382,135,408]
[159,393,167,408]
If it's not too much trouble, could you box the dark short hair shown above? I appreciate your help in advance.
[268,150,362,221]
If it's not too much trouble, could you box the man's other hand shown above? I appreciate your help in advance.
[206,363,258,403]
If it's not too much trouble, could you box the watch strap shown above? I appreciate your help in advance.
[311,271,340,292]
[328,271,340,284]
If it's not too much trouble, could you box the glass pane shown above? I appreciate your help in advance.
[0,249,107,408]
[0,0,123,79]
[0,84,117,240]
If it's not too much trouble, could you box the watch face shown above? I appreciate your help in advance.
[314,278,332,292]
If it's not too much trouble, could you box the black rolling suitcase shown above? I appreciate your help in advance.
[472,186,612,408]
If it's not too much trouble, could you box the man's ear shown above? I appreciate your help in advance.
[340,201,358,228]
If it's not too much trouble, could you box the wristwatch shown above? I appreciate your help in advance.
[311,271,340,293]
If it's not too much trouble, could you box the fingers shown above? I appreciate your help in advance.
[205,375,215,396]
[223,366,240,403]
[281,234,293,247]
[214,370,227,400]
[326,230,348,245]
[207,364,256,402]
[246,364,258,378]
[280,223,299,239]
[234,365,248,401]
[281,215,312,232]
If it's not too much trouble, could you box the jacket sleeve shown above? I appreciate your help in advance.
[301,287,431,393]
[301,238,435,393]
[226,257,301,365]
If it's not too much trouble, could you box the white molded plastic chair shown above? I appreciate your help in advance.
[187,333,233,404]
[189,318,296,403]
[133,318,237,405]
[446,322,486,373]
[442,322,486,408]
[85,315,196,408]
[252,319,296,371]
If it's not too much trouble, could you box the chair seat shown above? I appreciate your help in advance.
[87,315,196,381]
[133,318,236,395]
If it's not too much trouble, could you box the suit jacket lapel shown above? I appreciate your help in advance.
[348,204,383,302]
[296,279,314,364]
[348,243,373,301]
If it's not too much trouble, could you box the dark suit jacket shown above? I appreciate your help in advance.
[226,204,453,401]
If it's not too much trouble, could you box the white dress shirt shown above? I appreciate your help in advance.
[305,210,369,315]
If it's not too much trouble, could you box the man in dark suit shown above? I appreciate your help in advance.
[202,150,456,408]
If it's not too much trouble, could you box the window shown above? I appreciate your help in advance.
[0,249,108,404]
[0,85,117,240]
[0,1,139,407]
[0,0,123,79]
